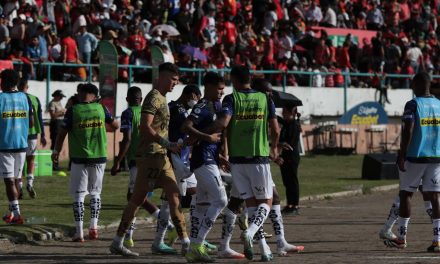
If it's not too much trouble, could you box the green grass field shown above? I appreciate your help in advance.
[0,155,397,228]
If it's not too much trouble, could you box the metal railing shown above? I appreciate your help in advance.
[12,61,439,113]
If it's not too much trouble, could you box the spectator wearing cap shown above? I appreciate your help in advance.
[0,14,10,59]
[48,89,66,170]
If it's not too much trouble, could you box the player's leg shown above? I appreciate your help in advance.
[157,157,190,255]
[379,195,400,240]
[70,162,88,242]
[2,152,25,224]
[235,163,273,261]
[280,158,300,215]
[25,139,37,198]
[218,192,246,259]
[109,157,158,257]
[87,163,105,240]
[270,187,304,256]
[422,163,440,252]
[385,162,425,248]
[187,165,227,262]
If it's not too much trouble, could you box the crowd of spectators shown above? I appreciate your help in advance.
[0,0,439,88]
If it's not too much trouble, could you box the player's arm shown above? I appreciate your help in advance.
[103,105,119,130]
[111,110,132,175]
[397,101,416,172]
[203,95,233,134]
[181,114,221,143]
[268,98,280,160]
[141,112,179,153]
[36,98,47,146]
[51,107,72,163]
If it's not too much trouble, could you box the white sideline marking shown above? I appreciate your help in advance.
[370,256,440,259]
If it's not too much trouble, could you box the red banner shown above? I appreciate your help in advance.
[0,60,13,72]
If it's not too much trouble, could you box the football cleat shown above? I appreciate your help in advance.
[277,243,305,256]
[152,242,178,255]
[217,248,245,259]
[124,238,134,248]
[379,229,397,240]
[427,241,440,252]
[89,228,98,240]
[109,241,139,257]
[185,243,214,263]
[3,213,24,225]
[384,237,407,249]
[241,230,254,260]
[26,185,36,199]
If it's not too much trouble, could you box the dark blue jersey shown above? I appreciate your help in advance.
[189,98,223,171]
[168,100,190,162]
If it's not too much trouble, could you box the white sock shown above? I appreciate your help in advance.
[383,197,400,231]
[17,178,23,190]
[220,207,237,251]
[151,209,160,219]
[73,198,85,236]
[425,201,433,220]
[26,174,34,187]
[90,195,101,229]
[190,204,208,243]
[196,201,225,244]
[154,201,170,245]
[10,200,20,216]
[397,217,410,240]
[113,234,125,248]
[255,226,271,255]
[433,219,440,242]
[127,217,136,240]
[269,204,287,247]
[247,204,270,238]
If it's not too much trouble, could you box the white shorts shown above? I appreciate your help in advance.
[128,166,137,193]
[186,174,197,189]
[231,163,273,200]
[400,162,440,192]
[70,162,106,197]
[230,174,275,199]
[0,152,26,179]
[26,139,37,156]
[193,164,227,204]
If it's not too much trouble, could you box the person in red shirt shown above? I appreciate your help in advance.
[62,30,79,64]
[8,42,33,79]
[314,38,330,66]
[223,16,237,57]
[128,26,146,52]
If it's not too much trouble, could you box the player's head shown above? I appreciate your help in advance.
[17,78,29,92]
[252,78,273,97]
[230,65,251,88]
[78,83,99,102]
[158,62,179,93]
[181,84,201,109]
[127,86,142,106]
[411,71,431,96]
[0,69,19,91]
[282,101,298,121]
[203,72,225,101]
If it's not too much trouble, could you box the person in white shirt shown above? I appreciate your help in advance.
[277,30,293,60]
[321,4,336,27]
[263,3,278,32]
[406,43,423,73]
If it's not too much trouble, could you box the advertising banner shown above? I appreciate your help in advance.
[339,101,388,125]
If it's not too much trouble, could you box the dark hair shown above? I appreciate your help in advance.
[203,72,225,86]
[127,86,142,97]
[159,62,179,75]
[412,71,431,88]
[1,69,20,90]
[230,65,251,84]
[283,101,297,112]
[252,78,272,94]
[18,78,28,90]
[81,83,99,95]
[182,84,201,96]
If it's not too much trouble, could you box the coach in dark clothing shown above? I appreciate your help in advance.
[277,102,301,215]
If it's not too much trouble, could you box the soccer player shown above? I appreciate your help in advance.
[153,84,202,254]
[1,69,33,225]
[384,72,440,251]
[208,66,280,261]
[17,78,47,199]
[52,83,119,242]
[109,62,189,257]
[110,86,161,248]
[181,72,226,262]
[379,189,432,240]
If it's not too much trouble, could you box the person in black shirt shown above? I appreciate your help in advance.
[277,101,302,215]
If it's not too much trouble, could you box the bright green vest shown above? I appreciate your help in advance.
[228,90,270,157]
[27,94,41,135]
[127,105,141,162]
[69,103,107,159]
